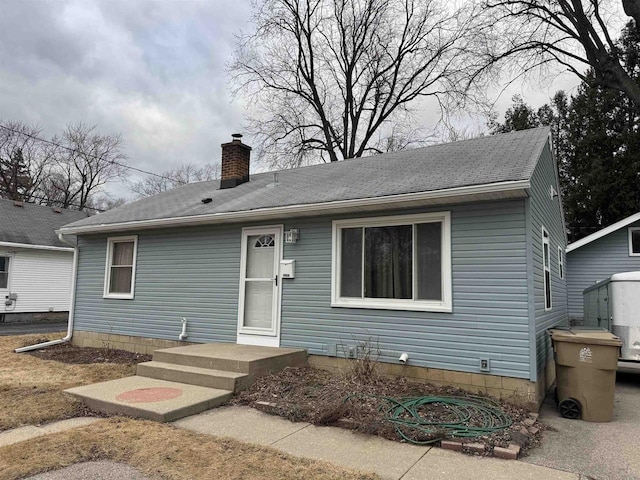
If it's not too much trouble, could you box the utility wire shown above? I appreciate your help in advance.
[0,123,172,180]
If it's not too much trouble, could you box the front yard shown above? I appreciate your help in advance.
[0,333,142,431]
[0,334,377,480]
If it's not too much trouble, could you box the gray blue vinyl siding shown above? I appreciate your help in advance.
[528,142,568,377]
[73,199,533,380]
[281,201,530,379]
[566,220,640,322]
[74,226,242,343]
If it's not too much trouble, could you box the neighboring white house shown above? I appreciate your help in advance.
[0,199,88,322]
[566,212,640,324]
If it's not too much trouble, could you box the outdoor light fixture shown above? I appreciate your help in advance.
[284,229,299,244]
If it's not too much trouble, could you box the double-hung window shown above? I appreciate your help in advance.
[0,256,9,289]
[628,227,640,256]
[557,246,564,280]
[104,236,138,299]
[332,212,451,312]
[542,228,552,310]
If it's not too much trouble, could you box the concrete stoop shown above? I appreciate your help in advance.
[64,343,307,422]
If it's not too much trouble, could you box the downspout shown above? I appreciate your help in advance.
[15,233,78,353]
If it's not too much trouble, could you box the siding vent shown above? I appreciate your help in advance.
[220,133,251,189]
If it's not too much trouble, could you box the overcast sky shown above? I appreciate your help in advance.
[0,0,580,201]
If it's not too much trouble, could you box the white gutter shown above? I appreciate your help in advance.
[15,233,78,353]
[0,241,73,252]
[57,180,530,236]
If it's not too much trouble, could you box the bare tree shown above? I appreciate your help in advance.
[230,0,490,168]
[483,0,640,104]
[45,122,126,211]
[130,162,220,198]
[0,121,54,202]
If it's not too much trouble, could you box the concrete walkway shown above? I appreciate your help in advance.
[0,418,98,448]
[175,406,579,480]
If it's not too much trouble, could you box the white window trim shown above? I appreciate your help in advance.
[331,212,452,313]
[103,235,138,299]
[0,253,12,291]
[542,227,552,311]
[557,245,564,280]
[628,227,640,256]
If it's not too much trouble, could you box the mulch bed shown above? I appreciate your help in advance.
[23,339,151,365]
[233,365,548,457]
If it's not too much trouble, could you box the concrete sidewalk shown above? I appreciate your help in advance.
[175,406,578,480]
[0,418,98,448]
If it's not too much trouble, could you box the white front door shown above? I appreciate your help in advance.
[237,226,283,347]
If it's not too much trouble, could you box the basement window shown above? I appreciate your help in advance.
[332,212,451,312]
[104,236,138,299]
[0,256,9,289]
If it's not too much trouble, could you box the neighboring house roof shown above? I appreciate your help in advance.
[0,199,89,249]
[59,127,551,235]
[566,212,640,253]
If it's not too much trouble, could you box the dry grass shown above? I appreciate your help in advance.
[0,333,136,431]
[0,417,378,480]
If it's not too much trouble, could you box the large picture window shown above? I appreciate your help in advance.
[104,236,138,299]
[332,212,451,312]
[0,256,9,289]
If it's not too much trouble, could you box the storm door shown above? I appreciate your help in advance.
[237,226,282,346]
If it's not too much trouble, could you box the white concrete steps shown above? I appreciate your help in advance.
[65,343,307,422]
[137,361,251,392]
[65,376,233,422]
[151,343,307,376]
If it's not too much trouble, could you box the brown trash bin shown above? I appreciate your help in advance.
[549,328,622,422]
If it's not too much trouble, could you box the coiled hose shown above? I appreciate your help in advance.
[345,394,512,445]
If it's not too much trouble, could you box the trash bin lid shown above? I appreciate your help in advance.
[549,328,622,346]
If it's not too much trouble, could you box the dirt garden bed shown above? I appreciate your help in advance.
[25,339,151,364]
[234,364,548,458]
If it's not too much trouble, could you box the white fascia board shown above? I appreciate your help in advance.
[0,241,74,252]
[566,212,640,253]
[57,180,530,236]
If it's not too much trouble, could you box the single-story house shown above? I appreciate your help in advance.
[0,199,88,322]
[58,127,567,407]
[566,212,640,324]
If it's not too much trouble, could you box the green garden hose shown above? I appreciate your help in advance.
[345,394,512,445]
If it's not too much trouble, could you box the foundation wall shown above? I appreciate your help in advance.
[72,331,550,410]
[309,355,545,411]
[73,330,194,356]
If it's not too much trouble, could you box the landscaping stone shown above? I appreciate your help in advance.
[493,446,518,460]
[440,440,463,452]
[465,442,485,454]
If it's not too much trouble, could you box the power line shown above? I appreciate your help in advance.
[0,123,172,180]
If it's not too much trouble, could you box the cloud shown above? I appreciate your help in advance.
[0,0,252,199]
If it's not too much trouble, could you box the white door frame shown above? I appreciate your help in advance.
[237,225,283,347]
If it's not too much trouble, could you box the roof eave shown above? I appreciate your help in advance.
[566,211,640,253]
[0,241,74,252]
[57,180,530,236]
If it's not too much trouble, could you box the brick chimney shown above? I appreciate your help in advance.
[220,133,251,189]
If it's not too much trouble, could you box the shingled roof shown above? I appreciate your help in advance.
[0,200,89,248]
[60,127,550,233]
